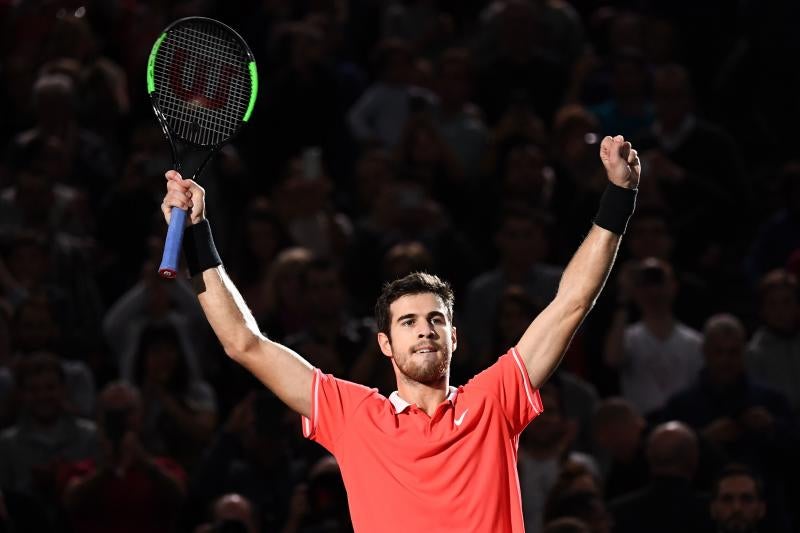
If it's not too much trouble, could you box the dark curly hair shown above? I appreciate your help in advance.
[374,272,454,337]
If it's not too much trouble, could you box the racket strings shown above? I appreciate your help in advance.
[153,21,252,146]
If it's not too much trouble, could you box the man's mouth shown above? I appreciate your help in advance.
[414,345,438,354]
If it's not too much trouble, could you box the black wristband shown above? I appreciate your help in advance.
[594,183,637,235]
[182,219,222,277]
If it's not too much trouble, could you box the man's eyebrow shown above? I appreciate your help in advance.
[395,311,445,323]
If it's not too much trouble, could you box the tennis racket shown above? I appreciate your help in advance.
[147,16,258,278]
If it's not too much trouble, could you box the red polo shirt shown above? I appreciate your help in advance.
[302,347,543,532]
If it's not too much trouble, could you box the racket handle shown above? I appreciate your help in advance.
[158,207,187,278]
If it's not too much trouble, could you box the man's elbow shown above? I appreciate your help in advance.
[223,333,261,362]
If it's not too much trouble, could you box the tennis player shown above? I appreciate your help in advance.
[160,135,640,532]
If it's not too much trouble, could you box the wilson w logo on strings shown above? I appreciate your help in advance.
[169,48,236,109]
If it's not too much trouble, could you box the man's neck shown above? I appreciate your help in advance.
[395,378,450,417]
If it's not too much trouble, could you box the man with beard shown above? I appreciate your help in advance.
[158,135,641,532]
[710,465,766,533]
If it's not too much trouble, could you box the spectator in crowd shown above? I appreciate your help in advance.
[394,114,465,217]
[228,197,291,308]
[282,455,352,533]
[345,177,477,309]
[548,104,607,263]
[348,38,437,148]
[0,353,97,515]
[657,313,796,530]
[61,381,186,533]
[543,489,611,533]
[464,208,561,359]
[103,255,207,377]
[746,269,800,413]
[285,258,376,377]
[496,142,558,217]
[519,383,598,533]
[745,163,800,282]
[272,155,353,262]
[591,397,649,500]
[710,464,767,533]
[546,460,603,501]
[124,321,217,469]
[619,206,712,329]
[257,21,349,181]
[187,391,297,533]
[94,146,170,301]
[0,140,88,238]
[7,72,114,206]
[589,49,654,140]
[604,257,703,414]
[257,247,314,341]
[474,0,571,125]
[6,296,96,418]
[1,229,104,359]
[431,47,488,185]
[635,64,748,274]
[609,421,711,533]
[194,493,260,533]
[37,13,131,157]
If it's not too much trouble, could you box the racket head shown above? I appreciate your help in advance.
[147,17,258,149]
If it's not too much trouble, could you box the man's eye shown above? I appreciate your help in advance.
[402,320,414,326]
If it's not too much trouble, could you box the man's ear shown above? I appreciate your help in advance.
[451,325,457,352]
[377,332,393,358]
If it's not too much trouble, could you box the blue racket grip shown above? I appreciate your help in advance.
[158,207,187,278]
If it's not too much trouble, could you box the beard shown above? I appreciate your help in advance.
[393,343,451,385]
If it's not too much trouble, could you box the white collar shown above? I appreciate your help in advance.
[388,386,458,414]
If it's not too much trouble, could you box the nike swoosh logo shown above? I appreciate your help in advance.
[454,409,469,427]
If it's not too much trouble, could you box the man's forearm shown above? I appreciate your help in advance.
[556,224,621,310]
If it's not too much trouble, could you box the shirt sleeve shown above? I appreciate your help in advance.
[464,347,543,435]
[301,369,378,454]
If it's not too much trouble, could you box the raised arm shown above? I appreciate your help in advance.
[516,136,640,389]
[161,172,314,418]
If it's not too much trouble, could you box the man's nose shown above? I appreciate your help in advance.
[417,322,437,338]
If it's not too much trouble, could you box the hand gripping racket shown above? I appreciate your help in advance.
[147,17,258,278]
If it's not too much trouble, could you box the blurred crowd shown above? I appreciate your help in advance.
[1,0,799,532]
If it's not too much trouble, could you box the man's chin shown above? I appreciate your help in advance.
[399,361,447,385]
